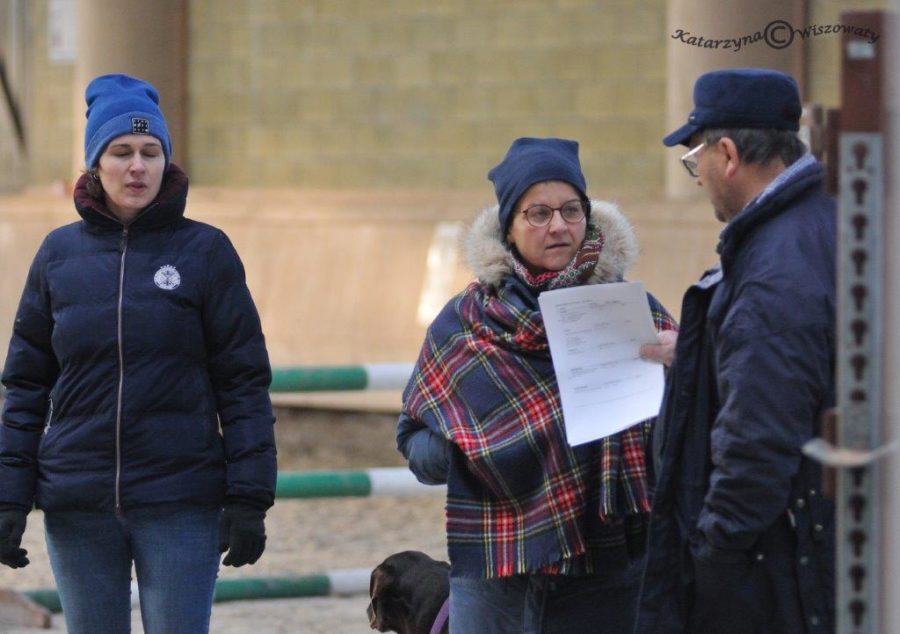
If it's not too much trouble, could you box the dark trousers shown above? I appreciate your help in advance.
[450,556,643,634]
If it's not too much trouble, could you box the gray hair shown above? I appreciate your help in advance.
[701,128,807,167]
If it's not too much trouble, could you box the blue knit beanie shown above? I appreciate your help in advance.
[84,74,172,169]
[488,137,588,236]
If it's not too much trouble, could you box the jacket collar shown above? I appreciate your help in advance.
[73,163,189,231]
[716,156,824,264]
[463,200,639,288]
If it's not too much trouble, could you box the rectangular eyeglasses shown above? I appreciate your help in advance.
[680,142,705,178]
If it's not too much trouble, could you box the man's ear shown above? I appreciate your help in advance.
[719,137,741,178]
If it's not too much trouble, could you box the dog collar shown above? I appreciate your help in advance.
[429,596,450,634]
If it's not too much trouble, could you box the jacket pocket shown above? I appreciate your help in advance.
[800,493,835,625]
[688,534,765,633]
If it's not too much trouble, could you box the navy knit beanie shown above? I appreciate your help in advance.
[84,74,172,169]
[488,137,588,236]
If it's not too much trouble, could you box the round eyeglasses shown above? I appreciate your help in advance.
[680,142,705,178]
[519,200,586,227]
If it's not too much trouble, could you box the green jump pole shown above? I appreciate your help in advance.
[276,470,372,498]
[268,363,414,393]
[21,588,61,614]
[23,570,371,613]
[269,366,368,392]
[213,576,331,602]
[275,468,444,498]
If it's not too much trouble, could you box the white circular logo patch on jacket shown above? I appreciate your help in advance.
[154,265,181,290]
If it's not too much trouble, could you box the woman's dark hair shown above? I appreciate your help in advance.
[701,128,807,167]
[83,168,104,199]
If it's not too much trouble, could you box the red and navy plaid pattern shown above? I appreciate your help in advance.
[403,279,677,578]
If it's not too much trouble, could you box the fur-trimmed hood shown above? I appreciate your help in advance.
[463,200,639,287]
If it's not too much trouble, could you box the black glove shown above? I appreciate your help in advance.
[218,503,267,567]
[0,508,29,569]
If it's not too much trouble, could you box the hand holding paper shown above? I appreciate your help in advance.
[538,282,664,446]
[640,330,678,367]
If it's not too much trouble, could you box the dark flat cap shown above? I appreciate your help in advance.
[663,68,801,147]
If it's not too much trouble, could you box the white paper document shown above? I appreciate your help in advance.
[538,282,664,446]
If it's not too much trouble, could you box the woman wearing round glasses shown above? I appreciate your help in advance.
[397,137,677,633]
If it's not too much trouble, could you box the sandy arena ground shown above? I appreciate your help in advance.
[0,408,447,634]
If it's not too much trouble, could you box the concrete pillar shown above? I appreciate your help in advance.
[72,0,187,177]
[665,0,806,199]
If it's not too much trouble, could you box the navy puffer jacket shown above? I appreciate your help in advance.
[0,165,276,513]
[636,156,835,633]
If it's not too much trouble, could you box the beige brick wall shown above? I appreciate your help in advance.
[187,0,668,192]
[19,0,890,192]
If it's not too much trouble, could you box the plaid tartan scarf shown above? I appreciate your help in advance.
[403,222,677,578]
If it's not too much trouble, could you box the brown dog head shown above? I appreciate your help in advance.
[367,550,450,634]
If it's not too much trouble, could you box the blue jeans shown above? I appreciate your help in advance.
[44,505,221,634]
[449,557,642,634]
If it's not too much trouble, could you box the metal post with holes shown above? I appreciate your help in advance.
[836,11,883,634]
[792,11,900,634]
[883,12,900,633]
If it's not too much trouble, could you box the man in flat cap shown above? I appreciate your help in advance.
[634,68,836,633]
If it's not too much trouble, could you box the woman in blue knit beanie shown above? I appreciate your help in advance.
[0,74,277,634]
[396,137,678,633]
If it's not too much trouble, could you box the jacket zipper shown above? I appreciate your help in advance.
[44,397,54,434]
[115,227,129,516]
